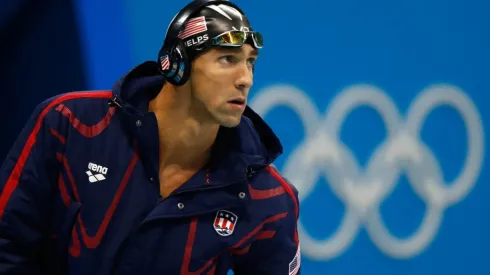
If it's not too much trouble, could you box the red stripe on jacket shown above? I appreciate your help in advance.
[0,91,112,222]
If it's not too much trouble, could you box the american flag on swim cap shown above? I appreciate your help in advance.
[178,16,207,40]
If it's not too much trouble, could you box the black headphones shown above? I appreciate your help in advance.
[157,0,244,86]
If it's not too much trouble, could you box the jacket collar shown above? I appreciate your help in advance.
[111,61,283,186]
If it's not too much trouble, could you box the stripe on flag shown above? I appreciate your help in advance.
[160,56,169,70]
[178,16,207,40]
[289,245,301,275]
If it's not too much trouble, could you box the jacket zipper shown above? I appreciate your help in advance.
[154,168,253,205]
[155,169,212,205]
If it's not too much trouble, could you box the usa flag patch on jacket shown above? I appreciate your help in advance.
[289,245,301,275]
[213,210,238,236]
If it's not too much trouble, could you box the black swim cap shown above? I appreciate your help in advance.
[177,3,257,60]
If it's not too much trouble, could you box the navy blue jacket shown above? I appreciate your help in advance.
[0,61,301,275]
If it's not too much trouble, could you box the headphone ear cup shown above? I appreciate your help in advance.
[176,43,192,86]
[162,43,191,86]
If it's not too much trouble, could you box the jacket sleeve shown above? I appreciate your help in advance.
[0,101,59,274]
[233,177,301,275]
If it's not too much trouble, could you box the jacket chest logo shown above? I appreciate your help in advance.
[86,162,108,183]
[213,210,238,236]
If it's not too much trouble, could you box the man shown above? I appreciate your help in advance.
[0,0,301,274]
